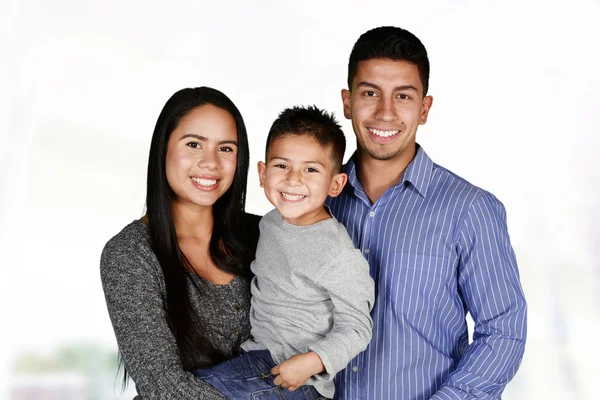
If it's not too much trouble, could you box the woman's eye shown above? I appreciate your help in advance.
[187,142,201,149]
[219,146,234,152]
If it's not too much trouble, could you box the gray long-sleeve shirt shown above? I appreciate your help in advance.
[100,218,258,399]
[241,209,375,398]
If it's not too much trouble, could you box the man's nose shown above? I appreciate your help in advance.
[374,97,397,122]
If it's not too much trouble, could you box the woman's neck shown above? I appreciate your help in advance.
[171,201,214,240]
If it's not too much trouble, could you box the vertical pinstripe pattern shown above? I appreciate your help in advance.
[325,146,527,400]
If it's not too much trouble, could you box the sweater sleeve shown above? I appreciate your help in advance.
[308,249,375,378]
[100,234,226,400]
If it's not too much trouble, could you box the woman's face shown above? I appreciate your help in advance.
[165,105,238,210]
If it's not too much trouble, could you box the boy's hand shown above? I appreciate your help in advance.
[271,351,325,392]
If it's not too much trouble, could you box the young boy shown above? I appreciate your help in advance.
[193,106,375,399]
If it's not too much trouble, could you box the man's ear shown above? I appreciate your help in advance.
[328,172,348,197]
[257,161,267,188]
[341,89,352,120]
[419,95,433,125]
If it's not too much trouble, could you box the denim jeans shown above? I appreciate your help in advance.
[193,350,326,400]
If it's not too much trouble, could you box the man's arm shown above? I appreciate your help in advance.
[431,192,527,400]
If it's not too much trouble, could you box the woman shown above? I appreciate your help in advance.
[101,87,260,399]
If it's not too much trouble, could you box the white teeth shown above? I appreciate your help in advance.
[281,193,306,201]
[369,128,399,137]
[192,177,217,186]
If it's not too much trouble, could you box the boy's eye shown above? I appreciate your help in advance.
[274,164,288,169]
[305,167,318,173]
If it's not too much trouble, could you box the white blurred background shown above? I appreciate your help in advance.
[1,0,598,399]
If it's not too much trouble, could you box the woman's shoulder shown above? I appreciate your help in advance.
[239,211,262,255]
[103,219,151,253]
[242,212,261,228]
[100,220,157,275]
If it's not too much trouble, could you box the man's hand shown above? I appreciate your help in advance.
[271,351,325,392]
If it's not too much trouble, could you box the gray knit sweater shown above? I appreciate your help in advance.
[100,218,258,399]
[241,209,375,398]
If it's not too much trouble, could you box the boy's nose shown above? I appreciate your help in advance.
[286,170,302,186]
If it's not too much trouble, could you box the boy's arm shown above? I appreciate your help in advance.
[271,249,374,390]
[304,250,375,378]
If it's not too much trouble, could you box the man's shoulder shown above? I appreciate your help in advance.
[431,162,505,214]
[431,162,494,201]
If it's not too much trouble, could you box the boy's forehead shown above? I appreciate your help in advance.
[267,133,331,157]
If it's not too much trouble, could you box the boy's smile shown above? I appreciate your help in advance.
[258,134,347,226]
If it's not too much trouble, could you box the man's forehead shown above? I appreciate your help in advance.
[353,59,422,90]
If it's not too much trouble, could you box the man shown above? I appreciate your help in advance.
[326,26,527,400]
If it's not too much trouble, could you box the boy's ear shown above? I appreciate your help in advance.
[257,161,267,188]
[328,172,348,197]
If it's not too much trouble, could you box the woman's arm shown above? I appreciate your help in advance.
[100,227,226,400]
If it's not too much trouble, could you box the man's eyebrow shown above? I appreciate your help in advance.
[180,133,237,146]
[357,82,381,90]
[356,82,418,92]
[394,84,418,92]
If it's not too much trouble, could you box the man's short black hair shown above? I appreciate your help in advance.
[348,26,430,95]
[266,106,346,173]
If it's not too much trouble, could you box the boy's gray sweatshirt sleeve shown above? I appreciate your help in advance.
[308,249,375,378]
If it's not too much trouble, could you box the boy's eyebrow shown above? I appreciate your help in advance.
[180,133,238,146]
[269,156,326,167]
[357,81,418,92]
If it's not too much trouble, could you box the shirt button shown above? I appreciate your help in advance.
[233,329,239,335]
[234,305,241,311]
[369,211,375,217]
[363,248,370,254]
[352,366,359,372]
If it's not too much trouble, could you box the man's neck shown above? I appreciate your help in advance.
[355,148,416,204]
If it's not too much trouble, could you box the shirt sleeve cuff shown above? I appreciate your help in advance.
[430,385,468,400]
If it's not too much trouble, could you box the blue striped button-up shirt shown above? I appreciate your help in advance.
[326,145,527,400]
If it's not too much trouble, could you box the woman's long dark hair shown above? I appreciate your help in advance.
[122,87,253,385]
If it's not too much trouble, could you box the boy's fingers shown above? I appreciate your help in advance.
[273,375,283,386]
[271,365,280,375]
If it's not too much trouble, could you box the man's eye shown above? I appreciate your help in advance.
[365,91,377,97]
[397,93,410,100]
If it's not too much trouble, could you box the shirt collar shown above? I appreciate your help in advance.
[344,144,434,199]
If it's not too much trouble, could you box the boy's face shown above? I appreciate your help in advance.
[258,134,347,226]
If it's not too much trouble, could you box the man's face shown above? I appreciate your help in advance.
[342,59,433,163]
